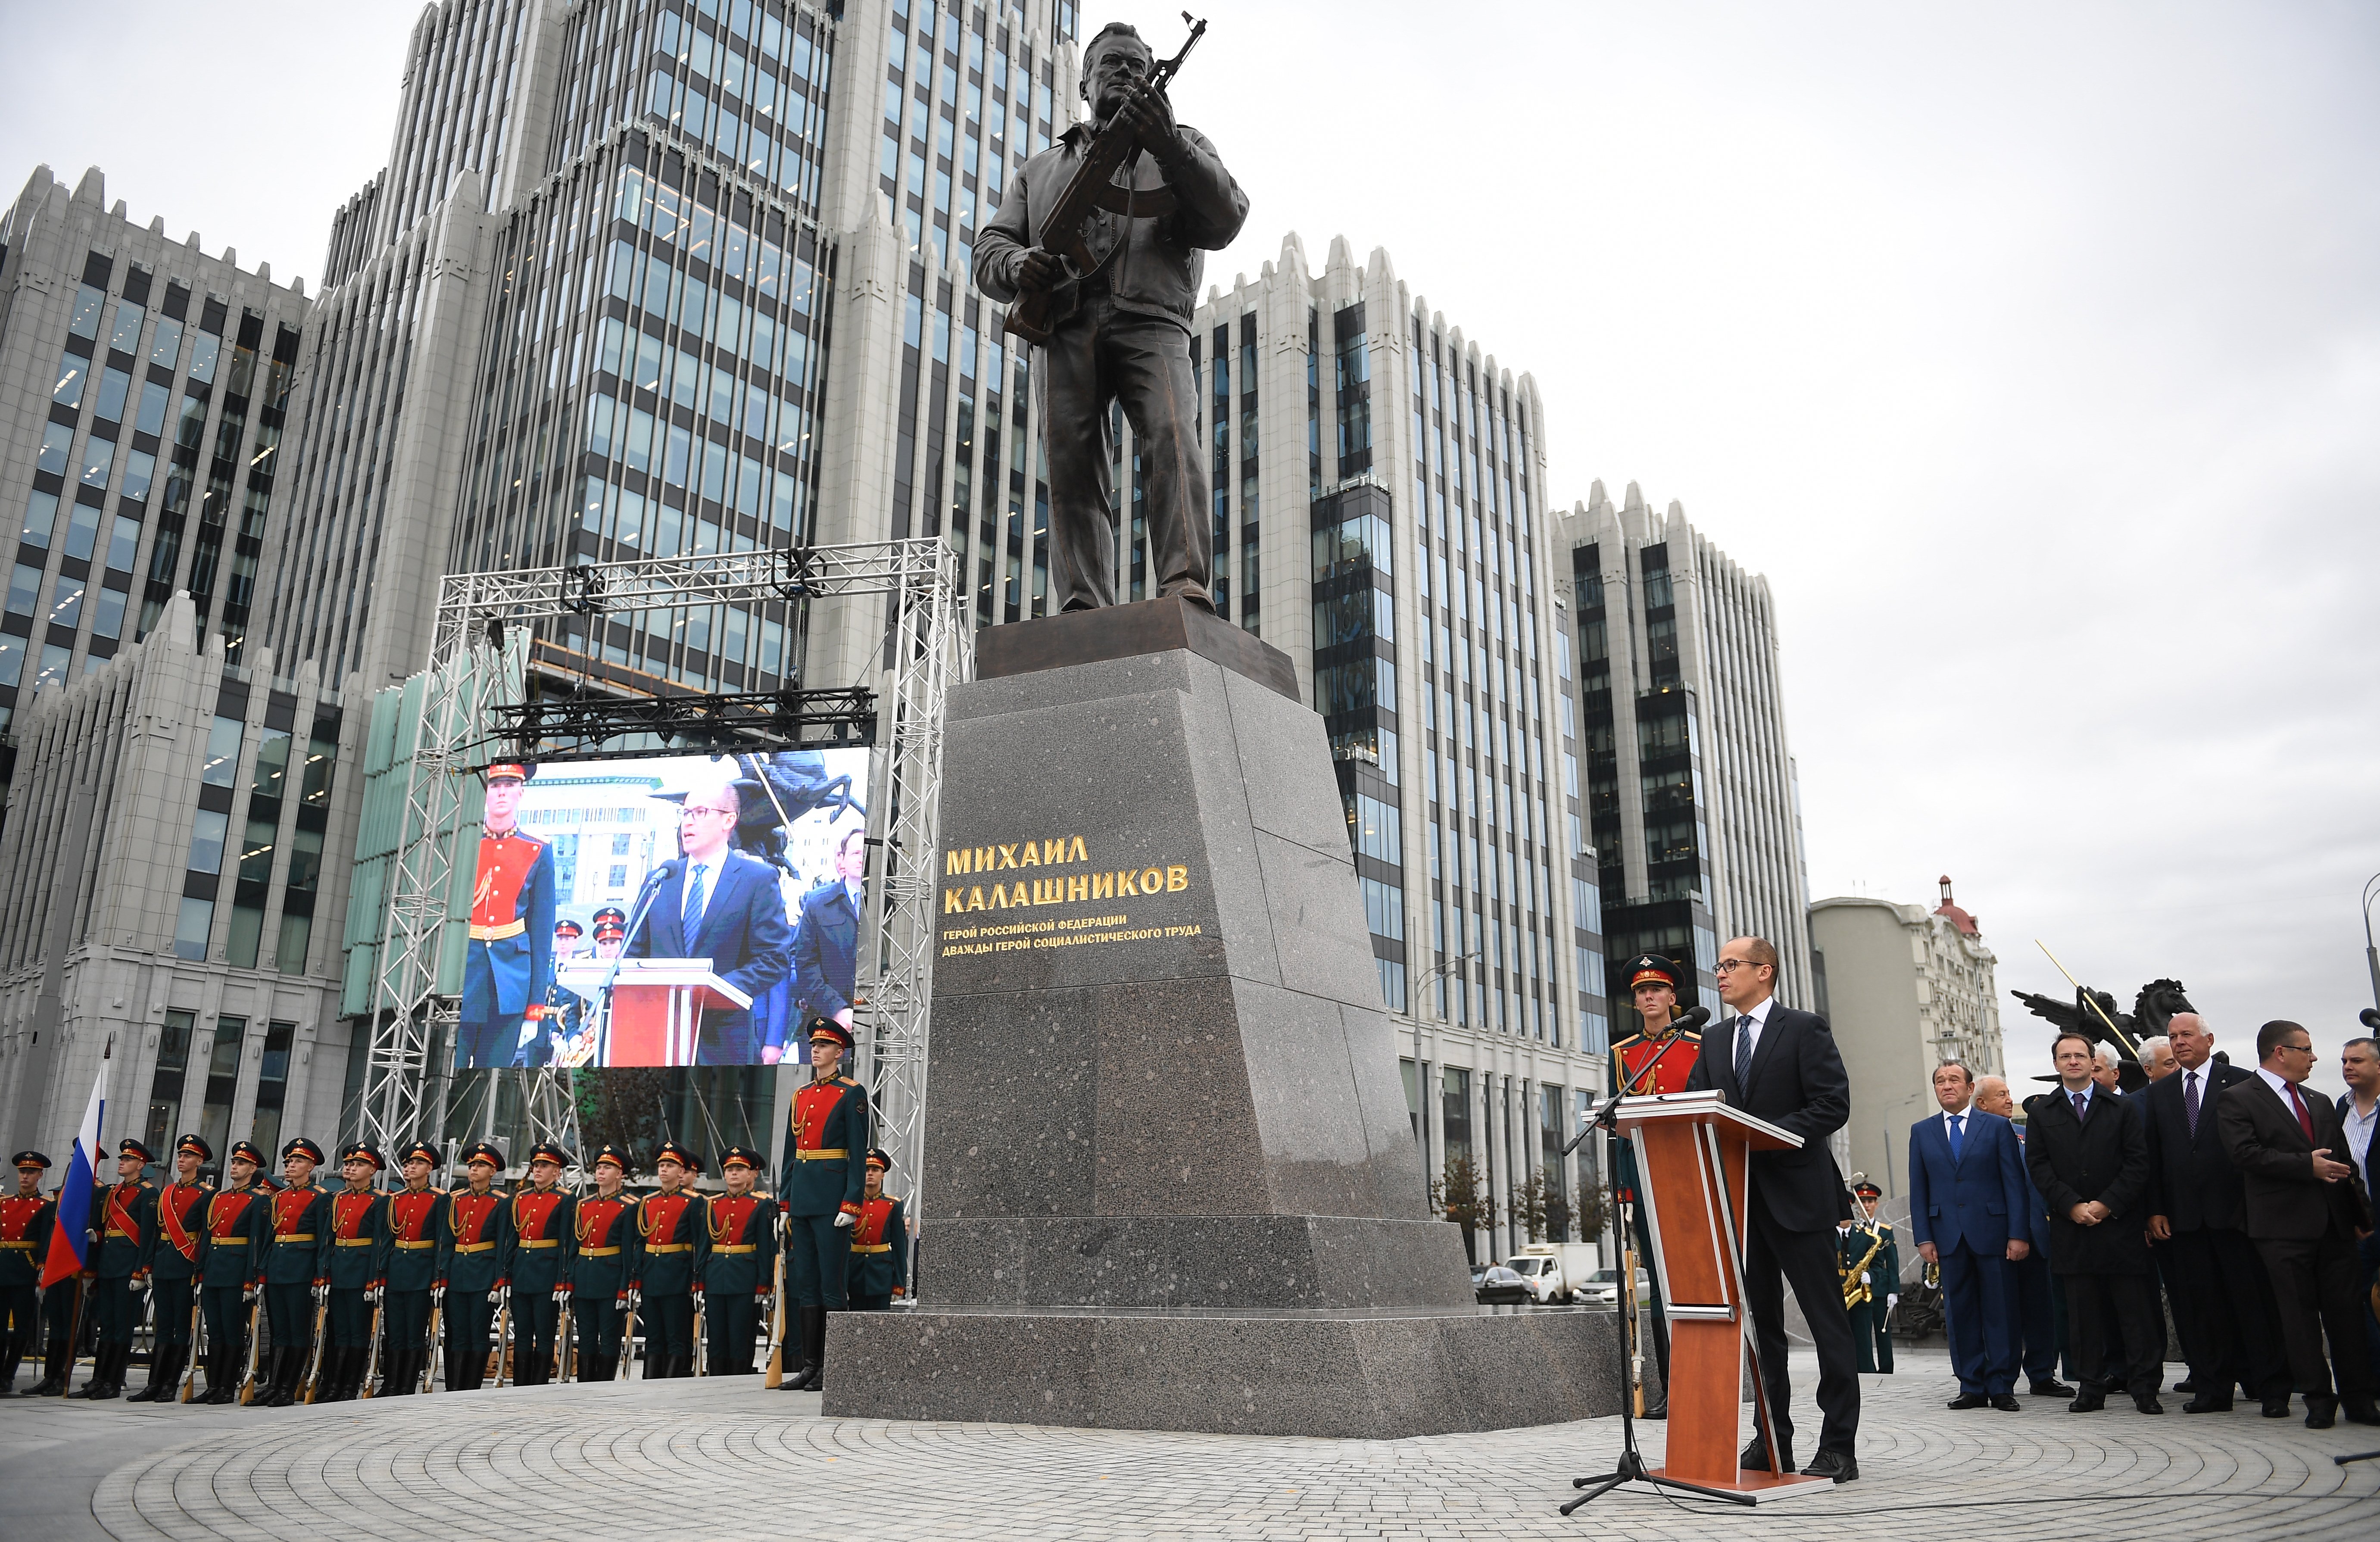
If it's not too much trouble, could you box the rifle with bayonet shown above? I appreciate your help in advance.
[1000,12,1207,346]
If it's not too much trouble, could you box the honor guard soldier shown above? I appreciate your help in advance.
[440,1141,514,1390]
[1607,954,1703,1419]
[1840,1181,1900,1374]
[130,1135,212,1401]
[700,1146,775,1374]
[779,1020,870,1391]
[194,1142,268,1402]
[1,1153,54,1395]
[509,1141,577,1384]
[75,1138,159,1399]
[377,1142,445,1395]
[570,1144,640,1380]
[458,762,557,1069]
[255,1138,332,1406]
[633,1142,707,1378]
[320,1143,390,1401]
[848,1149,910,1311]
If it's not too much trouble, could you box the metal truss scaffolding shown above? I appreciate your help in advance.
[356,538,971,1194]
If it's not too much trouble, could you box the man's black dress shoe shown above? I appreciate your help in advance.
[2134,1394,2164,1414]
[1947,1393,1990,1410]
[1990,1393,2021,1411]
[1739,1438,1795,1473]
[1804,1449,1858,1484]
[2030,1379,2076,1398]
[2343,1396,2380,1427]
[2181,1393,2233,1413]
[2260,1393,2292,1418]
[2306,1395,2338,1429]
[2068,1390,2106,1413]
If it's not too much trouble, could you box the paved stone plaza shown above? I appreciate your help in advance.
[0,1347,2371,1542]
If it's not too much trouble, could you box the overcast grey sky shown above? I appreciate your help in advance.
[5,2,2375,1091]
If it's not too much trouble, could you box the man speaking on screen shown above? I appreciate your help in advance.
[625,777,793,1064]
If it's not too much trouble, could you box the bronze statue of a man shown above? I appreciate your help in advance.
[973,21,1248,612]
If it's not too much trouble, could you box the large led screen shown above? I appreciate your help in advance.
[454,749,871,1069]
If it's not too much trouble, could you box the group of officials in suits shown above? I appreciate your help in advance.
[456,762,867,1069]
[1909,1013,2378,1430]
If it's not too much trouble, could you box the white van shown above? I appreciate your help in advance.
[1505,1242,1600,1304]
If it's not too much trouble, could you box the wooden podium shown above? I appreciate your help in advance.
[1617,1089,1829,1497]
[554,958,751,1067]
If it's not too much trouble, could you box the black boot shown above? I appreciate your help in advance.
[126,1342,173,1402]
[0,1348,22,1395]
[200,1341,230,1403]
[671,1353,693,1380]
[780,1307,818,1390]
[374,1348,405,1397]
[74,1342,122,1399]
[807,1308,830,1395]
[31,1336,70,1396]
[259,1345,298,1408]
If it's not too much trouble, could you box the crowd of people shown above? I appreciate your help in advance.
[0,1021,905,1403]
[1907,1018,2379,1428]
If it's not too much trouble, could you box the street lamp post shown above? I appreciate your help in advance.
[2361,873,2380,1014]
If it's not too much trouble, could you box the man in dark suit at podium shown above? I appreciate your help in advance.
[1684,935,1860,1483]
[627,782,792,1064]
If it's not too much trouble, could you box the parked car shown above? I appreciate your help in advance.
[1505,1243,1599,1304]
[1578,1267,1651,1308]
[1475,1265,1532,1306]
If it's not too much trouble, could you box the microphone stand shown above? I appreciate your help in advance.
[1562,1025,1755,1515]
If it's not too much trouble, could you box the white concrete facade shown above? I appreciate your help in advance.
[1808,879,2003,1202]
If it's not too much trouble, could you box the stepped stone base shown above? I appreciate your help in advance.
[825,1307,1626,1438]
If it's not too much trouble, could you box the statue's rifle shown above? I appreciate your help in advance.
[999,12,1207,346]
[2034,941,2141,1055]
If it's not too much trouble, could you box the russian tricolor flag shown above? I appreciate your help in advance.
[39,1064,105,1289]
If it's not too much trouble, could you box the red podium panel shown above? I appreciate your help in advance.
[1615,1090,1829,1496]
[554,959,749,1066]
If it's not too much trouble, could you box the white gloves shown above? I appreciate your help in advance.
[833,1211,855,1229]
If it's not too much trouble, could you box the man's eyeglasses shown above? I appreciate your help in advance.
[2277,1041,2316,1055]
[1714,958,1765,976]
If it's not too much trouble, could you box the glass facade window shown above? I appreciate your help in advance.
[188,809,230,874]
[173,897,214,961]
[37,421,74,476]
[143,1009,196,1162]
[52,352,91,407]
[22,491,58,549]
[69,283,105,339]
[196,1015,246,1158]
[200,717,243,785]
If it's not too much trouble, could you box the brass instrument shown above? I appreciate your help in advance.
[1840,1225,1887,1310]
[1922,1258,1941,1290]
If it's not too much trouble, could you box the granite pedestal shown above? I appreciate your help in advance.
[827,599,1623,1435]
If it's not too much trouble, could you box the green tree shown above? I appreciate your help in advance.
[1430,1153,1494,1264]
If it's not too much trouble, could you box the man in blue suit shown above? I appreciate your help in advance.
[1909,1060,2035,1410]
[627,781,793,1064]
[794,826,867,1041]
[1976,1074,2073,1397]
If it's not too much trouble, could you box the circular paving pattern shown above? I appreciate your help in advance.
[89,1354,2380,1541]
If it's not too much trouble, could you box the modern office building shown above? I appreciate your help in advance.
[1173,234,1610,1260]
[1561,480,1814,1034]
[0,3,1622,1239]
[1807,876,2004,1200]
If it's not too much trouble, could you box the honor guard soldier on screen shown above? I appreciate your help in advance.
[701,1146,775,1375]
[440,1142,514,1390]
[634,1141,707,1377]
[255,1138,331,1407]
[848,1148,909,1311]
[131,1134,212,1401]
[2,1152,56,1396]
[509,1142,577,1384]
[76,1137,158,1400]
[193,1142,265,1402]
[571,1144,640,1381]
[458,762,556,1070]
[378,1141,445,1396]
[778,1019,869,1392]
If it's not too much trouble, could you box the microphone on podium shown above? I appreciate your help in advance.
[1669,1005,1712,1034]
